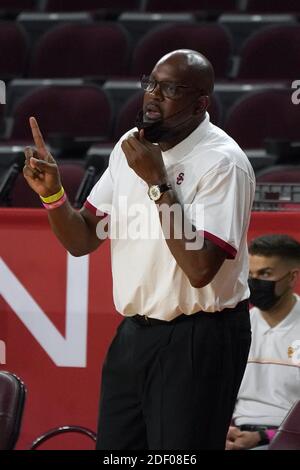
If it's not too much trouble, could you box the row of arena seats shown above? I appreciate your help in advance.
[1,0,300,15]
[1,84,299,151]
[1,84,220,143]
[1,83,300,207]
[1,19,300,80]
[2,161,300,209]
[2,160,88,208]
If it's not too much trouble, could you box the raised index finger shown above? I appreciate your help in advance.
[29,116,47,158]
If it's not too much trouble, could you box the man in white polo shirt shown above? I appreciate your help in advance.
[23,49,255,449]
[226,234,300,450]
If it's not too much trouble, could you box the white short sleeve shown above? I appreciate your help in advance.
[84,135,130,216]
[84,167,113,216]
[188,163,255,259]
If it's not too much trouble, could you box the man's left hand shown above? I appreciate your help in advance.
[121,129,168,185]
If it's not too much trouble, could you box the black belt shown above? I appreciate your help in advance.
[240,424,278,432]
[130,313,190,327]
[130,299,249,327]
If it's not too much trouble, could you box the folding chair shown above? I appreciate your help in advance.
[0,370,26,450]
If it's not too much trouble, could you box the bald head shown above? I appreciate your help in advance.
[155,49,215,95]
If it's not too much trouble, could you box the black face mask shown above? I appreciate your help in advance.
[135,101,197,143]
[135,110,176,143]
[248,272,291,311]
[135,111,170,143]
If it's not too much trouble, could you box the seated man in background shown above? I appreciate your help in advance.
[226,234,300,450]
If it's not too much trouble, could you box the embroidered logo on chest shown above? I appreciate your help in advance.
[288,346,294,358]
[176,172,184,185]
[288,341,300,365]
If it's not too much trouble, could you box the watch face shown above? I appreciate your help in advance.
[149,185,161,201]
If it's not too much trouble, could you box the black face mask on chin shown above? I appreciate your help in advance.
[248,272,291,311]
[135,110,174,143]
[135,99,198,143]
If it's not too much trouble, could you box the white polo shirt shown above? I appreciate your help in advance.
[233,296,300,426]
[85,113,255,320]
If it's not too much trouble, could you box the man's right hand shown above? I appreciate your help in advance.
[226,426,243,450]
[226,426,261,450]
[23,117,62,198]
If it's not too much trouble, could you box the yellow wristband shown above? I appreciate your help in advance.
[40,187,64,204]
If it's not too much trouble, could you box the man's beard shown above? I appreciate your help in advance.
[135,110,175,143]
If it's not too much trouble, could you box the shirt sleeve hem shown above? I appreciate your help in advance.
[84,200,109,219]
[203,231,237,259]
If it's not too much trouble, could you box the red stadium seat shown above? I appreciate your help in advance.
[237,25,300,80]
[10,85,113,142]
[0,0,37,12]
[131,23,232,79]
[113,90,144,141]
[256,166,300,184]
[29,23,131,79]
[44,0,140,12]
[225,89,300,150]
[0,104,5,136]
[9,162,85,208]
[144,0,237,12]
[0,22,28,79]
[245,0,300,13]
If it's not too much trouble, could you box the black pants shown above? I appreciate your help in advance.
[96,301,251,450]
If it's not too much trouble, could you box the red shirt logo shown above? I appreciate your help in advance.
[176,172,184,185]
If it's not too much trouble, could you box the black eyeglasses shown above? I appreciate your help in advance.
[140,74,200,100]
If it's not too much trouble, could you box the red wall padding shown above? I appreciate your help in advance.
[0,209,299,449]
